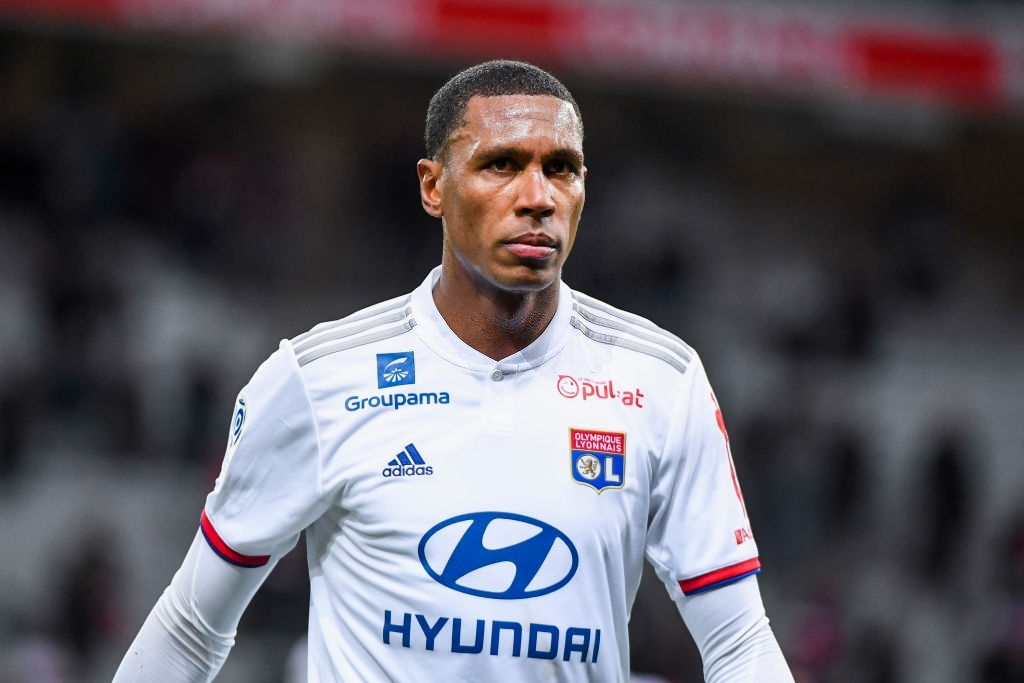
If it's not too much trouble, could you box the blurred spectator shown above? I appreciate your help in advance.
[789,582,844,683]
[976,596,1024,683]
[4,619,75,683]
[54,527,125,672]
[913,427,976,586]
[821,426,869,540]
[0,377,32,484]
[843,622,901,683]
[872,182,955,307]
[36,229,137,458]
[181,362,220,465]
[998,511,1024,595]
[976,510,1024,682]
[171,145,238,268]
[733,365,828,571]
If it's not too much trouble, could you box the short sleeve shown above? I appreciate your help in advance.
[645,357,760,598]
[202,340,327,566]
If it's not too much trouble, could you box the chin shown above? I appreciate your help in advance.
[494,267,560,294]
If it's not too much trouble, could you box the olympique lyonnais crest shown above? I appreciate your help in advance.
[570,428,626,493]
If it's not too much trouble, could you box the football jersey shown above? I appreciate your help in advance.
[202,266,760,682]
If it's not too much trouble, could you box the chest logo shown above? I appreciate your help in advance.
[570,429,626,493]
[377,352,416,388]
[382,443,434,477]
[418,512,578,600]
[556,374,645,408]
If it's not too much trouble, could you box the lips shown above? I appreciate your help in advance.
[505,234,557,259]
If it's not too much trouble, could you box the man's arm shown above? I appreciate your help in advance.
[675,576,794,682]
[114,341,322,681]
[112,530,279,682]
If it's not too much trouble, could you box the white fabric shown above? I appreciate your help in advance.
[112,532,277,682]
[675,576,794,682]
[119,267,788,681]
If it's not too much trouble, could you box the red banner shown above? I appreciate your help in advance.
[0,0,1020,113]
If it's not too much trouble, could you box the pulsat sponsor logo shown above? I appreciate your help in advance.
[383,443,434,478]
[556,375,644,408]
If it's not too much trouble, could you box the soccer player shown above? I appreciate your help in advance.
[112,59,794,682]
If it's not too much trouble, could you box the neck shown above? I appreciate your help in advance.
[432,265,560,361]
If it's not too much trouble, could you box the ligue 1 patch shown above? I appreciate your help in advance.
[570,428,626,493]
[228,397,247,447]
[376,351,415,389]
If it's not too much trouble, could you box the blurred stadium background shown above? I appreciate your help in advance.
[0,0,1022,681]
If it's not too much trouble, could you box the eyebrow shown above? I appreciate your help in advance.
[477,146,585,167]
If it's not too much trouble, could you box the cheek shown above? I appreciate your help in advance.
[565,189,585,252]
[565,224,579,255]
[443,192,489,247]
[452,185,498,229]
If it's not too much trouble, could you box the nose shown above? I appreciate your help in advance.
[515,167,556,219]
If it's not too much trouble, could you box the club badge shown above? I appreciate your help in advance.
[570,428,626,493]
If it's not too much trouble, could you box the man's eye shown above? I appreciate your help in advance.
[489,158,512,171]
[547,160,574,175]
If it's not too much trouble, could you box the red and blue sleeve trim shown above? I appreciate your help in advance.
[200,511,271,568]
[678,557,761,596]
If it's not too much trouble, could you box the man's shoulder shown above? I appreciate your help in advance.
[287,292,416,369]
[566,288,698,376]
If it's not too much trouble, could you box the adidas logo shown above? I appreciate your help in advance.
[382,443,434,478]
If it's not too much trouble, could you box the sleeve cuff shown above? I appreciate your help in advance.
[199,511,271,568]
[678,557,761,596]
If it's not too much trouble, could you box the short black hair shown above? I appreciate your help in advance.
[424,59,582,161]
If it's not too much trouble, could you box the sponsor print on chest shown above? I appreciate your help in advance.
[556,374,644,408]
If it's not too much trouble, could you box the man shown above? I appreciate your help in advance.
[113,59,794,682]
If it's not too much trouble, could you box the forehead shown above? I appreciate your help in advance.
[452,94,583,154]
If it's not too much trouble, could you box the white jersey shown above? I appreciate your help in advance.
[202,266,760,682]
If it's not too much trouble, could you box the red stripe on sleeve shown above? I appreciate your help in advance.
[200,511,271,568]
[678,557,761,596]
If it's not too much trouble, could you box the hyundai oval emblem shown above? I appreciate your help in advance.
[418,512,579,600]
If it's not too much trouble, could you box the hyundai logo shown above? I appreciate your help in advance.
[418,512,578,600]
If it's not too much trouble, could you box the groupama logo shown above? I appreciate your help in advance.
[377,352,416,388]
[418,512,578,600]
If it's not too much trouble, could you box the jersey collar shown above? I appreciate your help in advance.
[410,266,572,374]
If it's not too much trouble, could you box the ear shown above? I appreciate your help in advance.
[417,158,443,218]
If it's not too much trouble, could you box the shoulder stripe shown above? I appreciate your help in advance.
[293,306,411,355]
[573,292,688,343]
[296,319,416,367]
[290,294,411,347]
[570,316,690,374]
[572,302,693,364]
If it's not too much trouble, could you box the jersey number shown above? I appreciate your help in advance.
[711,392,747,518]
